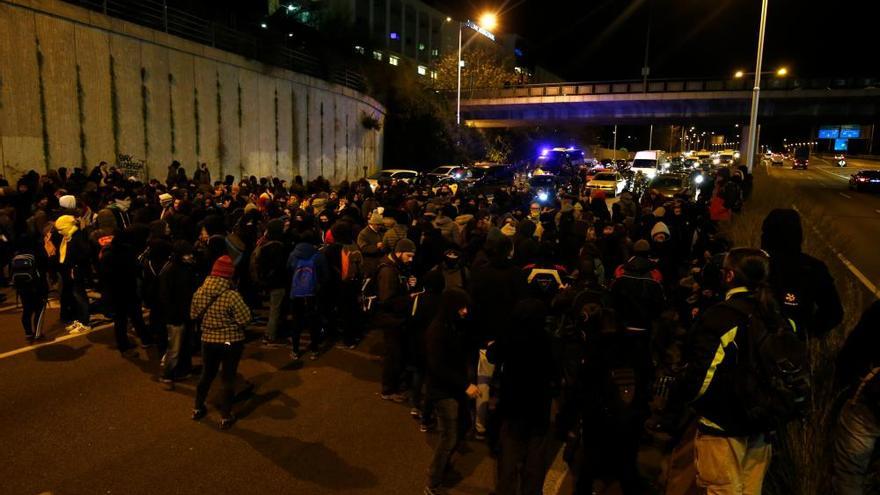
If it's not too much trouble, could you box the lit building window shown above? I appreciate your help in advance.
[354,45,365,54]
[430,70,438,80]
[372,50,383,61]
[389,55,399,66]
[417,65,427,75]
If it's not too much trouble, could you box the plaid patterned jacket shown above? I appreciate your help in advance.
[190,276,251,343]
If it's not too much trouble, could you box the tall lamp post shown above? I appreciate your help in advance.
[456,13,498,126]
[744,0,769,172]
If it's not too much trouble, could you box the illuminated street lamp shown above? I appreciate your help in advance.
[456,12,499,126]
[777,67,788,76]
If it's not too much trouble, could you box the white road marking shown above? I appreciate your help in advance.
[793,204,879,297]
[0,320,114,361]
[840,193,852,199]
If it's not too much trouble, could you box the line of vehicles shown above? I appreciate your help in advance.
[366,144,741,205]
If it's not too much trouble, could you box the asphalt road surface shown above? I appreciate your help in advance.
[0,296,496,495]
[762,154,880,296]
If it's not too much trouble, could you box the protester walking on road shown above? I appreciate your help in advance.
[424,288,476,495]
[190,255,251,429]
[377,238,418,402]
[158,240,198,383]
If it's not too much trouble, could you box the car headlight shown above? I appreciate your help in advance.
[695,175,704,184]
[647,170,657,179]
[713,158,720,165]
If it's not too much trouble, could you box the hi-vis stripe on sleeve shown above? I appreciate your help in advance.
[696,326,738,399]
[789,318,797,334]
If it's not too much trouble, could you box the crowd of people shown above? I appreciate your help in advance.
[1,155,878,495]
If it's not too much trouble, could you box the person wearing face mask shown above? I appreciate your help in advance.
[429,248,469,291]
[158,240,198,383]
[424,288,476,495]
[53,214,92,334]
[107,190,132,230]
[376,238,418,402]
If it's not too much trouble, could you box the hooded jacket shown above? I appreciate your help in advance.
[286,242,328,296]
[487,298,555,432]
[433,215,462,246]
[610,255,665,332]
[761,209,843,339]
[159,250,198,325]
[425,289,473,401]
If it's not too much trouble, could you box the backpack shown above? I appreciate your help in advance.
[722,181,743,212]
[250,240,282,286]
[340,244,363,282]
[290,254,319,298]
[593,329,651,422]
[11,254,39,289]
[725,299,810,429]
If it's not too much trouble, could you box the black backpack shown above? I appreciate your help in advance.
[722,181,743,212]
[726,299,810,429]
[11,254,39,290]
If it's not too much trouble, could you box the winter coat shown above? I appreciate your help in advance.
[357,225,384,277]
[159,259,197,325]
[487,298,556,432]
[610,255,665,332]
[433,215,461,246]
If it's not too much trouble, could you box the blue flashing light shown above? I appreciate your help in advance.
[540,148,550,157]
[390,32,399,40]
[537,191,549,202]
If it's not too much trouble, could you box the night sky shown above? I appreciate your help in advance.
[427,0,879,81]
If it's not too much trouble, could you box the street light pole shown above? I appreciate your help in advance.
[745,0,769,172]
[456,21,463,126]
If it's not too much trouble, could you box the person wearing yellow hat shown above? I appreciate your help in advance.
[55,215,92,334]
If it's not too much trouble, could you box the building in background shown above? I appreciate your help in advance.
[267,0,560,84]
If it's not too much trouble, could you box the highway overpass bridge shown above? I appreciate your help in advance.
[458,77,880,127]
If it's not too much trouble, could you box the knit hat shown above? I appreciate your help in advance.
[159,193,173,208]
[651,221,671,240]
[210,255,235,279]
[653,207,666,218]
[633,239,652,254]
[59,194,76,210]
[395,238,416,254]
[368,211,384,226]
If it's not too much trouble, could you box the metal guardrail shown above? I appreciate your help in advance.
[460,77,880,100]
[61,0,366,93]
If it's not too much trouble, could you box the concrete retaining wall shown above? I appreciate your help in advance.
[0,0,384,183]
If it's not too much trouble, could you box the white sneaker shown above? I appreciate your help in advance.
[66,321,83,333]
[78,323,92,333]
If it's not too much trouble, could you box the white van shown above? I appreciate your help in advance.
[631,150,667,179]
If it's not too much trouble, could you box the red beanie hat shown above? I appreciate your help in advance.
[210,255,235,279]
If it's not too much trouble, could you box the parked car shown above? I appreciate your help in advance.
[366,169,419,191]
[426,165,470,182]
[587,171,626,197]
[650,173,691,199]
